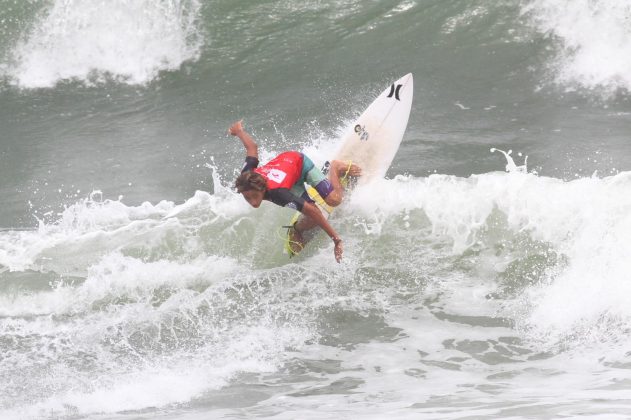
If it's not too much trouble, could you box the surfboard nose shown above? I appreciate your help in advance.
[399,72,413,84]
[388,73,413,102]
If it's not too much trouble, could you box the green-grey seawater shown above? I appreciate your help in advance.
[1,1,631,419]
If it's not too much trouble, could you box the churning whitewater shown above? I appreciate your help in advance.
[2,0,631,419]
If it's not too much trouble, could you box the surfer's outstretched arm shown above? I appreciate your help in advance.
[300,202,343,263]
[228,120,258,159]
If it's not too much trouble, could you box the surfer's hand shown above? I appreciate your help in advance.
[333,237,343,263]
[228,120,244,136]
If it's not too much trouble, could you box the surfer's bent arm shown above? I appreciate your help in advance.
[228,120,258,159]
[267,190,338,241]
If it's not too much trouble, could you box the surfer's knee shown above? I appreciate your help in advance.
[314,179,333,198]
[315,179,342,206]
[324,191,342,207]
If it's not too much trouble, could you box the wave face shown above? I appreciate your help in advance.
[2,161,631,418]
[1,0,631,419]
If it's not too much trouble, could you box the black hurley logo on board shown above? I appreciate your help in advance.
[387,84,402,100]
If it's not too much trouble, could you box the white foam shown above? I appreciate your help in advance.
[1,321,306,420]
[0,252,240,317]
[4,155,631,350]
[7,0,203,88]
[524,0,631,96]
[0,244,313,418]
[0,188,248,274]
[4,145,631,417]
[346,168,631,345]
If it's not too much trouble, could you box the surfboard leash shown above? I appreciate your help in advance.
[278,224,304,257]
[340,160,353,188]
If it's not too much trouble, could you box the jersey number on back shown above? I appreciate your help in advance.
[267,169,287,184]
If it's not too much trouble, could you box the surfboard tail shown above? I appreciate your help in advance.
[283,212,302,257]
[283,186,333,257]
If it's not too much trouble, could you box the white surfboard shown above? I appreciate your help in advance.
[285,73,414,255]
[333,73,413,183]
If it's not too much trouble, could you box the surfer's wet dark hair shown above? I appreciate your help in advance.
[235,171,267,193]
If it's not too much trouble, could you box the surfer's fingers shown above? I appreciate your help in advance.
[227,120,244,135]
[334,242,343,263]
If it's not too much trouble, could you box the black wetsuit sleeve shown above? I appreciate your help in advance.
[265,188,306,211]
[241,156,259,173]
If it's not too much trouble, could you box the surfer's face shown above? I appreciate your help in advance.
[242,189,265,208]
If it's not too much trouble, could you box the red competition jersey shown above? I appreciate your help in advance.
[254,151,303,190]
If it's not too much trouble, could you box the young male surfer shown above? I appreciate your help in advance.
[229,120,360,263]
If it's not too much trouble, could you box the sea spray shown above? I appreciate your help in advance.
[6,0,203,88]
[348,167,631,353]
[490,148,528,173]
[524,0,631,96]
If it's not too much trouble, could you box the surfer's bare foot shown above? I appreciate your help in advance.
[289,229,305,254]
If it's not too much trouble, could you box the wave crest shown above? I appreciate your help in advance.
[524,0,631,96]
[6,0,203,88]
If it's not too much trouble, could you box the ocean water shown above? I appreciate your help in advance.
[1,0,631,419]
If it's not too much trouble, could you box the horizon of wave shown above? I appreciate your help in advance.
[5,0,203,88]
[523,0,631,97]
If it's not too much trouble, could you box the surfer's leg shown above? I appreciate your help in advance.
[322,160,361,207]
[292,158,361,236]
[291,156,324,237]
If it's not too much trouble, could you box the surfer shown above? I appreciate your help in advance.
[229,120,360,263]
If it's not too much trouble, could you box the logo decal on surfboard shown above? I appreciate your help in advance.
[387,84,402,101]
[354,124,369,141]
